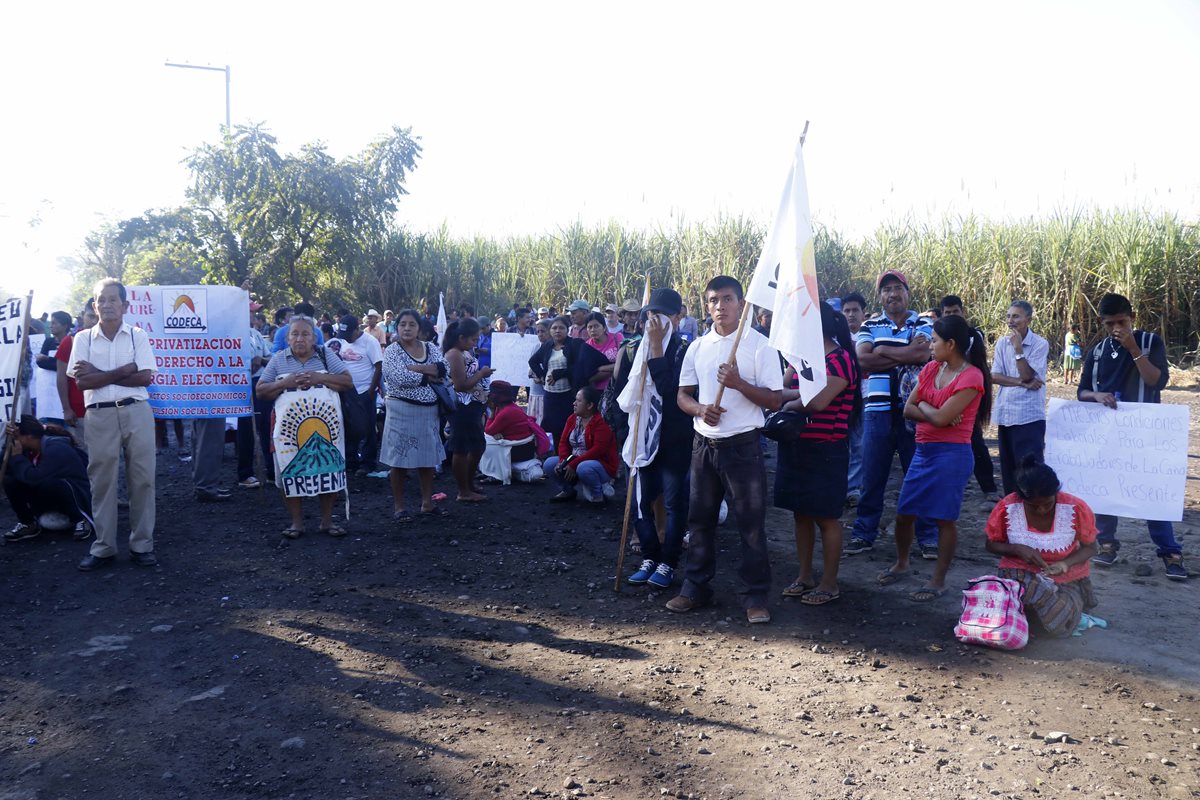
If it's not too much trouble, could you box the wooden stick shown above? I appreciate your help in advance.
[0,292,34,487]
[710,299,754,410]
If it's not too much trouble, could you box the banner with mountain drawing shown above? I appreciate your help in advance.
[271,385,347,497]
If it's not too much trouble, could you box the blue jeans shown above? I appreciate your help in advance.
[632,447,691,568]
[545,456,610,498]
[851,411,938,547]
[846,413,864,496]
[1096,514,1181,558]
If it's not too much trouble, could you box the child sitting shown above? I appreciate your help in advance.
[984,456,1099,637]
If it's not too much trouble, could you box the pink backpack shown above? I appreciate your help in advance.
[954,575,1028,650]
[525,415,553,457]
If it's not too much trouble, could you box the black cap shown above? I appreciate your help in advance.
[336,314,359,334]
[647,288,683,316]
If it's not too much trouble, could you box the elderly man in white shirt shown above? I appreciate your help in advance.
[666,275,783,625]
[990,300,1048,496]
[69,278,158,570]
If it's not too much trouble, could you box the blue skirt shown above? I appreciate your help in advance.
[896,442,973,521]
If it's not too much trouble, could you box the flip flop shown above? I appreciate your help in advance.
[321,524,347,538]
[877,569,908,587]
[909,586,946,602]
[800,589,840,606]
[393,511,416,523]
[781,578,817,597]
[420,507,449,517]
[281,526,303,539]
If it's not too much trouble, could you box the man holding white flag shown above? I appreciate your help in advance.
[618,288,691,590]
[745,137,827,404]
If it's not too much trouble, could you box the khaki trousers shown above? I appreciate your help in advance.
[86,401,156,557]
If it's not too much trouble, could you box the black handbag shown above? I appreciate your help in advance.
[762,410,809,442]
[429,380,457,415]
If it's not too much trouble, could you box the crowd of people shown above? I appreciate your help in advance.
[3,272,1190,638]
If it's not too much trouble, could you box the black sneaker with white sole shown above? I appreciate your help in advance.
[4,522,41,543]
[844,537,874,555]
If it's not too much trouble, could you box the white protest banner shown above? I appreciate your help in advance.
[125,285,253,418]
[0,296,31,422]
[1043,398,1189,522]
[488,331,543,387]
[745,136,826,403]
[272,385,347,498]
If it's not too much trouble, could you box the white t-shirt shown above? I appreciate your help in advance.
[330,335,383,394]
[679,325,783,438]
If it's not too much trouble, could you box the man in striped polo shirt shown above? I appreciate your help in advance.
[845,271,940,559]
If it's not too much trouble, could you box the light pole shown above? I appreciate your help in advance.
[164,60,231,132]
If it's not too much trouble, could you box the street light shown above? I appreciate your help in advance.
[164,60,231,132]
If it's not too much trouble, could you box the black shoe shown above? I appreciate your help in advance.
[78,554,116,572]
[4,522,41,543]
[130,551,158,567]
[195,489,232,502]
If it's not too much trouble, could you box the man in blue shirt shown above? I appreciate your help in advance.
[271,302,324,353]
[846,271,940,562]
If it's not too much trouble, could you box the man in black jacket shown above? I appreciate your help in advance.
[625,289,692,590]
[3,416,93,542]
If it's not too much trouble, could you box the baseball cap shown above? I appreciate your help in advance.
[620,299,641,313]
[647,288,683,316]
[249,301,263,312]
[825,297,843,312]
[567,299,590,312]
[876,270,909,291]
[604,303,618,313]
[336,314,359,334]
[537,306,549,314]
[366,308,381,317]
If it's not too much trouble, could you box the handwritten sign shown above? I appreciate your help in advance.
[0,296,28,422]
[1044,398,1189,522]
[125,285,253,418]
[488,331,543,387]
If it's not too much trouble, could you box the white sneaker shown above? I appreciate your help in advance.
[238,477,261,488]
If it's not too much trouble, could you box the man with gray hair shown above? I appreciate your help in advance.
[990,299,1048,495]
[69,278,158,570]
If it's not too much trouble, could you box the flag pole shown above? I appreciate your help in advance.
[711,122,808,410]
[613,275,654,591]
[0,292,34,488]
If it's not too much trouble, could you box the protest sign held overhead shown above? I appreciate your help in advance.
[1044,398,1189,522]
[124,285,253,418]
[746,135,826,404]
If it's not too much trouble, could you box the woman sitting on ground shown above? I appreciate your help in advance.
[443,318,494,502]
[984,457,1099,637]
[545,386,617,504]
[484,381,537,463]
[379,308,450,522]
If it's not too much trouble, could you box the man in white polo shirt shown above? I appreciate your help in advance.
[329,314,384,477]
[69,278,158,570]
[990,299,1048,495]
[667,275,783,624]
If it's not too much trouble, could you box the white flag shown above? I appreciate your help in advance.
[745,138,826,403]
[436,292,448,342]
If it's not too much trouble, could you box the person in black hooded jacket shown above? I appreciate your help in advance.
[528,316,608,444]
[4,416,93,543]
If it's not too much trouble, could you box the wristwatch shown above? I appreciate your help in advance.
[1014,354,1026,361]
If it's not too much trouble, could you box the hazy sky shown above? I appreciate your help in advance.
[2,0,1198,312]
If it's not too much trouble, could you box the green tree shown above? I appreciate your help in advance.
[184,124,422,304]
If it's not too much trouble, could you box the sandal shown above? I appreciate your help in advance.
[393,511,416,523]
[781,578,817,597]
[877,569,908,587]
[800,589,840,606]
[908,586,946,602]
[321,524,347,538]
[281,526,303,539]
[420,506,449,517]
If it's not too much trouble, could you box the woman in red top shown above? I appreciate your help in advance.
[985,457,1099,637]
[774,302,860,605]
[885,314,992,602]
[484,381,536,463]
[545,386,617,505]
